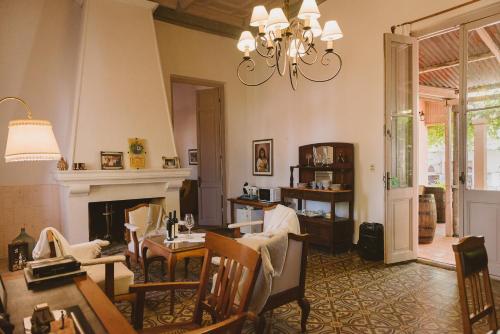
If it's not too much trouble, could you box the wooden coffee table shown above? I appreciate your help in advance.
[141,235,205,313]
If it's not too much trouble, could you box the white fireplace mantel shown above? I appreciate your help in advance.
[54,168,191,244]
[54,169,191,195]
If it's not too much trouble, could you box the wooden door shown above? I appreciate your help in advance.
[460,16,500,276]
[197,88,224,226]
[384,33,419,264]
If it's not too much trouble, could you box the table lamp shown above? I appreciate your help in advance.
[0,97,61,162]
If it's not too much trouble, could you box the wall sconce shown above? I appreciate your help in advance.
[419,111,425,122]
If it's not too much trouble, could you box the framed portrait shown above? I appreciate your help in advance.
[162,156,180,169]
[8,242,28,272]
[253,139,273,176]
[128,138,147,169]
[188,149,198,165]
[100,151,124,170]
[0,274,6,313]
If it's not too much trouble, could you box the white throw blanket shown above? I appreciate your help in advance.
[213,205,301,313]
[32,227,108,261]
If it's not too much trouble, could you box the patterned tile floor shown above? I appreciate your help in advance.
[118,249,500,333]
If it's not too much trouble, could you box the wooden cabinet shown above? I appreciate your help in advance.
[282,142,354,253]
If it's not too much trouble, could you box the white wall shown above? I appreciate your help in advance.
[72,0,176,169]
[172,83,198,179]
[0,0,81,185]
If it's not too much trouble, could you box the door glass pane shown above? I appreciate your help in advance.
[391,116,414,188]
[465,21,500,190]
[389,40,414,188]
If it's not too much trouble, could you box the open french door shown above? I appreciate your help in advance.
[459,14,500,276]
[384,33,419,264]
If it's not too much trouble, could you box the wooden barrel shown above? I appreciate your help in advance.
[424,187,445,224]
[419,194,437,244]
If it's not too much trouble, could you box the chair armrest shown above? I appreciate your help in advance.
[227,220,264,229]
[70,241,110,261]
[185,313,248,334]
[124,223,139,231]
[130,281,200,293]
[80,255,126,266]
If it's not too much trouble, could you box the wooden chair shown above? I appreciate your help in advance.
[453,236,498,334]
[125,203,166,272]
[130,232,261,333]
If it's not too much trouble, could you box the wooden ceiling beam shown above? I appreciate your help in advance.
[154,5,242,39]
[476,27,500,64]
[420,85,458,99]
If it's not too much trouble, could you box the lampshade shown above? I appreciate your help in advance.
[237,31,256,52]
[250,5,269,27]
[5,119,61,162]
[287,39,306,58]
[309,18,322,38]
[298,0,320,20]
[321,20,343,41]
[265,8,289,33]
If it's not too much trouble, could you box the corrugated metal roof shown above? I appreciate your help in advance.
[419,22,499,91]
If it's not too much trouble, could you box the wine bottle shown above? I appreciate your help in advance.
[166,212,173,241]
[173,210,178,238]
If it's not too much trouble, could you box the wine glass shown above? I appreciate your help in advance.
[185,214,195,238]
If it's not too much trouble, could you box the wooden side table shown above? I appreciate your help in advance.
[227,197,277,224]
[141,236,205,314]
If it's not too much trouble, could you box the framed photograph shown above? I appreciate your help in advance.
[162,156,180,169]
[100,151,124,170]
[8,242,28,272]
[0,274,6,313]
[188,149,198,165]
[253,139,273,176]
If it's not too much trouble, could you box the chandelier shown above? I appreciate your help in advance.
[236,0,343,90]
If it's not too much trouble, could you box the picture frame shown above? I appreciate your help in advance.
[253,139,273,176]
[128,138,147,169]
[162,156,180,169]
[8,242,28,272]
[100,151,124,170]
[0,274,6,313]
[188,149,198,165]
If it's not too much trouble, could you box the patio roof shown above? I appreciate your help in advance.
[419,23,500,96]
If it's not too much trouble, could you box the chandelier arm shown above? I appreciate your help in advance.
[288,63,298,91]
[255,35,275,59]
[237,58,277,87]
[296,52,343,83]
[275,41,287,77]
[0,97,33,119]
[301,30,315,55]
[298,45,319,66]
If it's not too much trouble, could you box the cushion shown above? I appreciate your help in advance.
[128,206,150,239]
[84,262,134,296]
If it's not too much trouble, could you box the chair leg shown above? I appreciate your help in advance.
[125,253,131,269]
[298,298,310,333]
[253,314,266,334]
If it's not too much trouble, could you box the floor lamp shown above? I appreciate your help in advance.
[0,97,61,162]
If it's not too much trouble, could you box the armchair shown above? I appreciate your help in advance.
[130,232,261,333]
[124,203,166,271]
[227,204,310,333]
[33,227,135,303]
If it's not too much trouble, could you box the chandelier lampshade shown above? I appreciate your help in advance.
[237,31,256,53]
[250,5,269,27]
[236,0,343,90]
[321,20,343,41]
[309,18,322,37]
[266,8,289,33]
[5,119,61,162]
[298,0,320,20]
[1,97,61,162]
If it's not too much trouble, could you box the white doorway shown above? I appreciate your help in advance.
[171,76,226,227]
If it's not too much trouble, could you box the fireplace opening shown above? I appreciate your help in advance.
[88,198,161,243]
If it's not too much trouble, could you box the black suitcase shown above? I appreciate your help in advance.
[358,222,384,261]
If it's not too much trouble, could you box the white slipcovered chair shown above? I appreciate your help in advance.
[124,203,166,272]
[227,204,310,334]
[32,227,135,302]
